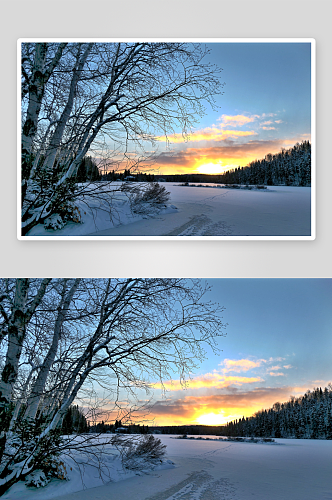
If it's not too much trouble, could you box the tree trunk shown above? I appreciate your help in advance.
[25,279,80,421]
[21,43,66,184]
[0,279,29,408]
[42,44,93,173]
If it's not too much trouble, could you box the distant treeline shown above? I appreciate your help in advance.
[77,141,311,187]
[61,405,89,434]
[154,173,222,184]
[149,425,222,435]
[63,385,331,440]
[61,411,150,435]
[89,419,150,434]
[219,141,311,186]
[154,141,311,187]
[101,169,155,182]
[221,385,332,440]
[76,156,101,182]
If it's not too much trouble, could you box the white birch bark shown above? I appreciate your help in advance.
[25,279,80,421]
[21,43,66,162]
[42,45,93,173]
[0,279,51,406]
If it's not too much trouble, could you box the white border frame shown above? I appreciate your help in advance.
[17,38,316,241]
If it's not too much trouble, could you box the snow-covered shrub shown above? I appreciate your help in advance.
[56,200,82,224]
[43,201,82,231]
[25,470,49,488]
[111,434,166,470]
[0,415,68,495]
[131,183,170,214]
[24,459,69,488]
[44,214,65,230]
[140,183,170,205]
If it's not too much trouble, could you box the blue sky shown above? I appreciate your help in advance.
[156,41,312,175]
[150,279,331,426]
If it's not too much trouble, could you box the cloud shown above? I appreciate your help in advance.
[152,355,299,394]
[221,358,263,373]
[156,113,268,144]
[283,365,293,370]
[153,135,311,174]
[155,138,303,167]
[149,385,307,425]
[217,114,259,127]
[153,373,263,391]
[155,111,286,149]
[158,128,257,144]
[154,139,286,173]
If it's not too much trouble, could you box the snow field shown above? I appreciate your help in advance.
[26,183,312,237]
[3,435,331,500]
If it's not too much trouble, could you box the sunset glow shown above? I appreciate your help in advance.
[196,162,230,174]
[150,43,311,176]
[196,411,229,426]
[138,280,331,427]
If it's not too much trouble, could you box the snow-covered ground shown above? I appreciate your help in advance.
[3,435,331,500]
[25,183,312,238]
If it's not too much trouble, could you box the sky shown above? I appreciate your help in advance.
[154,42,312,175]
[145,279,332,426]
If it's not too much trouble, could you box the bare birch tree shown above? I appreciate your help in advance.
[0,278,226,495]
[20,42,223,235]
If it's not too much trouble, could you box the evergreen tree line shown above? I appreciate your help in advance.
[219,141,311,187]
[76,156,101,182]
[61,405,89,434]
[31,153,155,184]
[27,154,102,185]
[150,424,222,435]
[101,169,155,182]
[60,409,150,435]
[88,419,149,434]
[154,174,222,183]
[221,385,332,439]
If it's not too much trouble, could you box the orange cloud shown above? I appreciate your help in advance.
[269,372,285,377]
[154,137,309,175]
[158,128,257,144]
[262,126,276,130]
[148,385,306,425]
[153,373,263,391]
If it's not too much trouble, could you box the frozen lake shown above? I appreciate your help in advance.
[55,436,332,500]
[26,183,312,238]
[91,184,311,238]
[7,435,330,500]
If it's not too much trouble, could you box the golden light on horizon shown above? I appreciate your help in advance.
[194,408,255,426]
[196,411,228,426]
[196,162,228,175]
[194,157,254,176]
[150,403,267,426]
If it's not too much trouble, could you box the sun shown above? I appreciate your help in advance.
[196,162,224,175]
[195,161,233,175]
[196,411,228,426]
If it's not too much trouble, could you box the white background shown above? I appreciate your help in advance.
[2,0,331,278]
